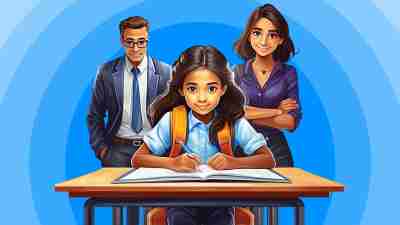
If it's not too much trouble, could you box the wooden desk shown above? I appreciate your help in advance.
[55,168,344,225]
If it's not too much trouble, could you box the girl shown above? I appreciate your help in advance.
[233,3,302,167]
[131,45,275,225]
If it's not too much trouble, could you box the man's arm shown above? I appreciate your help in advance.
[87,66,108,159]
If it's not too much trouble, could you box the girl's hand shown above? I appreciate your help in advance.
[278,98,298,113]
[207,153,234,170]
[172,153,201,172]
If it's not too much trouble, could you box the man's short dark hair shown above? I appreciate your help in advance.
[119,16,149,36]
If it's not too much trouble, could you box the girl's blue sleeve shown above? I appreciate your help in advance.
[143,112,171,156]
[233,118,267,155]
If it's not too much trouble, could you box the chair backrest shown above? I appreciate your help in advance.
[147,206,255,225]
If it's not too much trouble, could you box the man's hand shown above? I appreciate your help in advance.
[207,153,234,170]
[278,98,298,113]
[99,147,108,160]
[172,153,201,172]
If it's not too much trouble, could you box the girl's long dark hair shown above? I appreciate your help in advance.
[150,45,245,145]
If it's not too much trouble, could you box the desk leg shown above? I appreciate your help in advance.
[294,200,304,225]
[269,207,278,225]
[252,207,263,225]
[113,207,123,225]
[84,198,95,225]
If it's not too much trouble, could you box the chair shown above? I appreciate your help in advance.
[146,207,254,225]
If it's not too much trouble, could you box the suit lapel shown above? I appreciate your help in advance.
[112,56,160,121]
[112,57,124,109]
[147,56,160,106]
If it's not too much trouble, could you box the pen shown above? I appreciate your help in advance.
[186,153,198,160]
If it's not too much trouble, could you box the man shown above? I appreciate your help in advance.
[87,16,171,225]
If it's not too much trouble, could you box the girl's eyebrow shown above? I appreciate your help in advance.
[184,81,219,86]
[207,82,219,85]
[185,82,198,86]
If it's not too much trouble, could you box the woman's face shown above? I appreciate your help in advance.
[248,17,283,57]
[179,69,226,116]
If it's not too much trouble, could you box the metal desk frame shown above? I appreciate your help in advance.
[84,198,304,225]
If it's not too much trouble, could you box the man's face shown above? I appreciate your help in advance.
[121,27,148,65]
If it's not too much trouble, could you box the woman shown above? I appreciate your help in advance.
[233,3,302,167]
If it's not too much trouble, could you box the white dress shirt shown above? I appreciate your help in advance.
[116,56,152,139]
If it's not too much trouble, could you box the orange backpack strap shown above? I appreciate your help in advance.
[169,105,188,157]
[217,121,234,156]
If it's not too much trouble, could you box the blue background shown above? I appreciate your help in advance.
[1,0,399,225]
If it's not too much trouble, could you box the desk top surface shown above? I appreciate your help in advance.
[55,168,344,199]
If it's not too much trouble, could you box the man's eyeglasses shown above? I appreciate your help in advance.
[122,38,148,48]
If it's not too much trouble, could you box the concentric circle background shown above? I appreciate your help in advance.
[1,1,399,225]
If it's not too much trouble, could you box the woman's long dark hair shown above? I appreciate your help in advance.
[150,45,245,145]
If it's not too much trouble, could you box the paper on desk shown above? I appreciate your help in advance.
[114,166,289,183]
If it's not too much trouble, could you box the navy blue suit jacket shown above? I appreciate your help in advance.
[87,56,171,158]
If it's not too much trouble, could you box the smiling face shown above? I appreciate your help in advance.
[249,17,283,57]
[179,69,226,118]
[121,27,148,65]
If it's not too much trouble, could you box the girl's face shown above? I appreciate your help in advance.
[249,17,283,57]
[179,69,227,116]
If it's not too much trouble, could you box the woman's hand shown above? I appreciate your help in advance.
[207,153,235,170]
[278,98,298,113]
[172,153,201,172]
